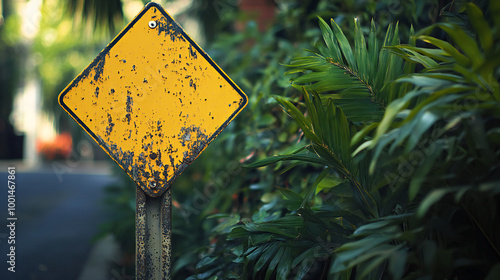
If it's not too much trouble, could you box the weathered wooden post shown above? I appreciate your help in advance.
[58,2,247,279]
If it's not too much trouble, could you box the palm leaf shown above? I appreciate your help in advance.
[65,0,124,37]
[285,17,411,123]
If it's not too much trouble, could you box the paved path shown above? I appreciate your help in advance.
[0,162,120,280]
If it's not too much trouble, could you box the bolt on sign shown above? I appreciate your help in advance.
[58,2,247,279]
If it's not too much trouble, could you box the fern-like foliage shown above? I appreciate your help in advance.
[238,1,500,279]
[236,17,418,279]
[285,17,415,123]
[336,2,500,279]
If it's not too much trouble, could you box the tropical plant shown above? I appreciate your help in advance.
[336,1,500,278]
[232,16,414,279]
[226,0,500,279]
[182,0,435,278]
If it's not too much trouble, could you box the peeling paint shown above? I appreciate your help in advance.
[126,97,133,112]
[189,79,196,90]
[188,45,197,59]
[156,16,185,42]
[93,54,106,82]
[58,2,248,201]
[105,113,114,136]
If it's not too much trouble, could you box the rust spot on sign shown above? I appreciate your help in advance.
[58,2,247,197]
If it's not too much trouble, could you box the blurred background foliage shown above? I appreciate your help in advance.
[2,0,498,279]
[0,0,21,159]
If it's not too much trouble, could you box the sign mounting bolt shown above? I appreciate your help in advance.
[148,21,157,29]
[149,179,157,188]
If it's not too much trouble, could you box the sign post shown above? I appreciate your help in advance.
[58,2,247,279]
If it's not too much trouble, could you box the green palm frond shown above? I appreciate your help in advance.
[229,203,356,280]
[330,214,414,280]
[247,91,356,174]
[65,0,124,37]
[355,2,500,176]
[285,17,414,123]
[247,90,379,217]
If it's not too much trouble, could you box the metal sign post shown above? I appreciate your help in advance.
[136,187,172,279]
[57,2,247,279]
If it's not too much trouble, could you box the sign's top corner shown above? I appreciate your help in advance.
[144,2,163,10]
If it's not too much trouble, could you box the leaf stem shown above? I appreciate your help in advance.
[319,141,377,218]
[327,59,385,109]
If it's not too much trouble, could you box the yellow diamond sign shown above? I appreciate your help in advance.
[58,3,247,197]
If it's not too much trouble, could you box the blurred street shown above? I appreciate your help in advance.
[0,161,120,280]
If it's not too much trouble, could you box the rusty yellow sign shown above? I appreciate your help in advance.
[58,3,247,197]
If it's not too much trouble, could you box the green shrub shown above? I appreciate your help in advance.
[223,1,500,279]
